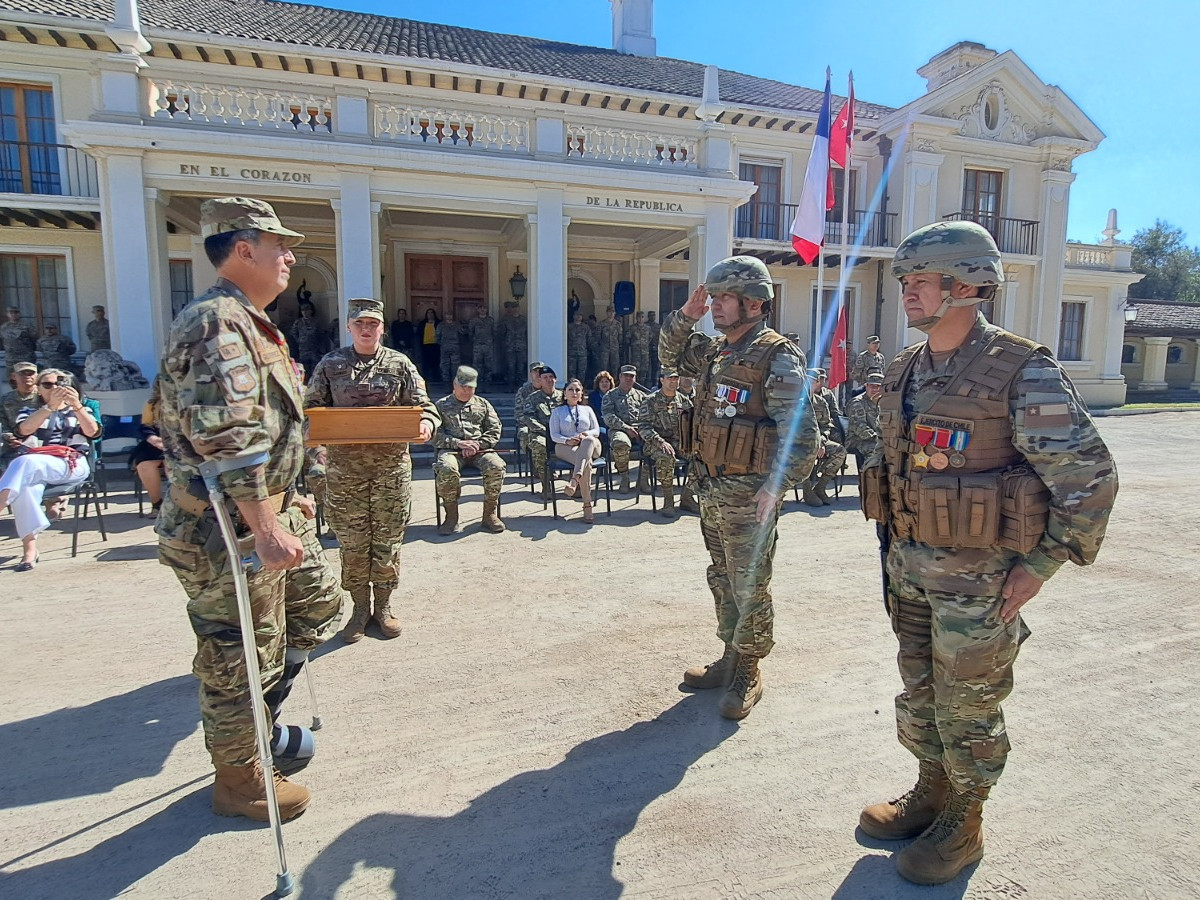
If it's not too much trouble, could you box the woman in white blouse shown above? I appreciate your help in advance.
[549,378,601,523]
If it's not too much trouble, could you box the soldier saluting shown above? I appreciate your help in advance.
[858,221,1118,884]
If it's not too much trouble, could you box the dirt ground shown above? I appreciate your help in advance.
[1,412,1196,900]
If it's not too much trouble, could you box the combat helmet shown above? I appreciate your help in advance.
[891,221,1004,332]
[704,255,773,332]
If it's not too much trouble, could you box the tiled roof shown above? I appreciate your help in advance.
[1125,301,1200,337]
[0,0,891,120]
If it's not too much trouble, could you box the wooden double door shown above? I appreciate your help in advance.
[406,254,489,324]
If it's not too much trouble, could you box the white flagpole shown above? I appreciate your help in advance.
[836,72,853,392]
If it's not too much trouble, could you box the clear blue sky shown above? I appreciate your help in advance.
[298,0,1199,247]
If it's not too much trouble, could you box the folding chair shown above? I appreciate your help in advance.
[545,433,612,519]
[643,455,690,512]
[433,451,510,529]
[42,442,108,557]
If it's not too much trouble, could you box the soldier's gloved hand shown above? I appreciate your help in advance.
[255,527,305,571]
[419,421,434,443]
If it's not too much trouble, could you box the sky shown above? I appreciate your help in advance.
[294,0,1199,248]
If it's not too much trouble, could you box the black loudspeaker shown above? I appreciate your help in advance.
[613,281,635,315]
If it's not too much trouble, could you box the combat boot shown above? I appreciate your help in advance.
[813,473,834,506]
[659,484,677,518]
[680,487,700,514]
[895,787,986,884]
[802,477,823,507]
[718,655,764,720]
[482,496,506,533]
[636,466,651,495]
[372,587,402,639]
[341,589,371,644]
[683,644,738,689]
[438,494,460,535]
[213,760,310,822]
[619,471,631,493]
[859,759,950,840]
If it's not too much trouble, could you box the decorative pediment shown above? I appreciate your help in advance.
[957,82,1035,144]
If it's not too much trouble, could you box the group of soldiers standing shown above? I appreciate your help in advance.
[567,307,662,385]
[1,304,111,378]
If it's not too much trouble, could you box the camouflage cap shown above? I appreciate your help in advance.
[528,360,546,372]
[891,221,1003,289]
[347,298,385,322]
[454,365,479,387]
[704,255,774,302]
[11,361,37,374]
[92,305,105,313]
[619,365,637,375]
[659,368,679,378]
[867,334,881,343]
[865,373,885,386]
[200,197,305,247]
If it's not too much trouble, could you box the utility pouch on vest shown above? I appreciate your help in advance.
[750,422,778,472]
[700,416,732,467]
[860,465,889,522]
[723,418,757,474]
[998,465,1051,554]
[678,407,694,455]
[914,473,1001,549]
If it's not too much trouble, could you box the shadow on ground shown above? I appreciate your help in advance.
[832,851,975,899]
[301,694,734,899]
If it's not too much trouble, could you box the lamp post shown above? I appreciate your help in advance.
[1123,301,1138,324]
[509,267,527,302]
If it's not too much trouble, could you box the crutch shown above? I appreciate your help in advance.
[303,659,323,731]
[199,453,295,898]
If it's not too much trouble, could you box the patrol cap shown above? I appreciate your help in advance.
[865,373,885,386]
[505,300,518,309]
[534,364,556,378]
[347,298,385,322]
[11,361,37,374]
[91,305,105,313]
[199,197,305,247]
[805,368,822,379]
[619,365,637,375]
[815,368,827,378]
[454,365,479,387]
[659,368,679,378]
[528,360,546,372]
[867,335,881,343]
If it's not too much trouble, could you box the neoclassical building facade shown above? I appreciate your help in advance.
[0,0,1139,404]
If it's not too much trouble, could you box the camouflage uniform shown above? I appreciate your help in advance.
[513,376,537,459]
[290,315,328,378]
[586,319,603,381]
[810,390,847,478]
[626,315,653,379]
[851,347,886,386]
[647,312,662,381]
[567,317,590,382]
[156,278,342,768]
[1,319,38,367]
[433,392,505,502]
[86,315,111,351]
[437,317,466,384]
[598,315,622,375]
[523,386,563,486]
[468,312,498,385]
[640,385,695,512]
[659,301,819,664]
[844,390,881,462]
[1,387,37,434]
[304,343,439,602]
[38,332,76,371]
[601,384,646,479]
[501,305,528,385]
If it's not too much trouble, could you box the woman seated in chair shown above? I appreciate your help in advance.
[549,378,602,524]
[588,371,614,428]
[0,368,101,570]
[128,378,165,517]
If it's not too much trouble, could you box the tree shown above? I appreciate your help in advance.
[1129,220,1200,303]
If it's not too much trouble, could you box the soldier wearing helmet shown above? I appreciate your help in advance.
[658,255,820,720]
[857,221,1118,884]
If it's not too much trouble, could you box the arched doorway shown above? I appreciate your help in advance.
[567,275,598,321]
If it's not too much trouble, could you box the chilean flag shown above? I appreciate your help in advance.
[790,71,834,265]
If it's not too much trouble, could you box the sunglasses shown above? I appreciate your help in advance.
[39,380,61,387]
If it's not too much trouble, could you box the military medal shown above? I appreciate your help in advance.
[948,452,966,468]
[912,448,930,469]
[929,452,949,470]
[913,415,972,471]
[724,405,737,417]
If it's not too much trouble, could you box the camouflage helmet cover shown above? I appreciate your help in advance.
[704,255,775,303]
[891,221,1004,290]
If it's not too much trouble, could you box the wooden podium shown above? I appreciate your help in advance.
[305,406,424,445]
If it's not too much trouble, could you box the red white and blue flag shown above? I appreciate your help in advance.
[790,71,834,265]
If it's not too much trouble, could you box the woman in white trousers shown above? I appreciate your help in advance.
[549,378,602,524]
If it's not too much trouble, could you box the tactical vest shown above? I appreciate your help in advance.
[685,330,787,477]
[861,328,1051,553]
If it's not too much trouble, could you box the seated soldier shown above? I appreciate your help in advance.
[512,359,545,465]
[844,372,884,472]
[433,366,506,535]
[803,368,847,507]
[522,365,563,499]
[602,364,648,493]
[641,369,696,518]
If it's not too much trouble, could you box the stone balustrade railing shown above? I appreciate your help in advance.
[1065,244,1117,268]
[148,79,334,132]
[374,103,529,152]
[565,123,697,169]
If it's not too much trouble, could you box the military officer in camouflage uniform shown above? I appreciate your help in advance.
[36,324,77,373]
[86,305,112,352]
[646,310,662,381]
[802,368,847,507]
[567,310,589,382]
[512,359,544,473]
[500,301,528,386]
[467,306,498,387]
[845,372,883,470]
[858,221,1118,884]
[290,300,329,378]
[1,360,38,463]
[2,307,38,369]
[660,256,820,719]
[304,297,439,644]
[434,365,506,535]
[598,306,622,376]
[640,368,696,518]
[156,197,342,822]
[626,311,653,380]
[586,315,603,382]
[850,334,886,387]
[522,364,563,499]
[602,364,647,494]
[437,310,466,385]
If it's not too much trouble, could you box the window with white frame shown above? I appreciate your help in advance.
[169,259,194,317]
[810,285,856,361]
[0,252,71,336]
[1058,300,1085,361]
[736,161,783,241]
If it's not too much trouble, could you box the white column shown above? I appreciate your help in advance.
[1100,285,1127,382]
[97,151,165,378]
[999,268,1019,333]
[331,170,378,340]
[1190,340,1200,392]
[527,189,567,376]
[1138,336,1170,391]
[688,203,734,335]
[146,187,171,346]
[1033,168,1075,346]
[634,258,660,314]
[189,235,216,296]
[901,148,943,234]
